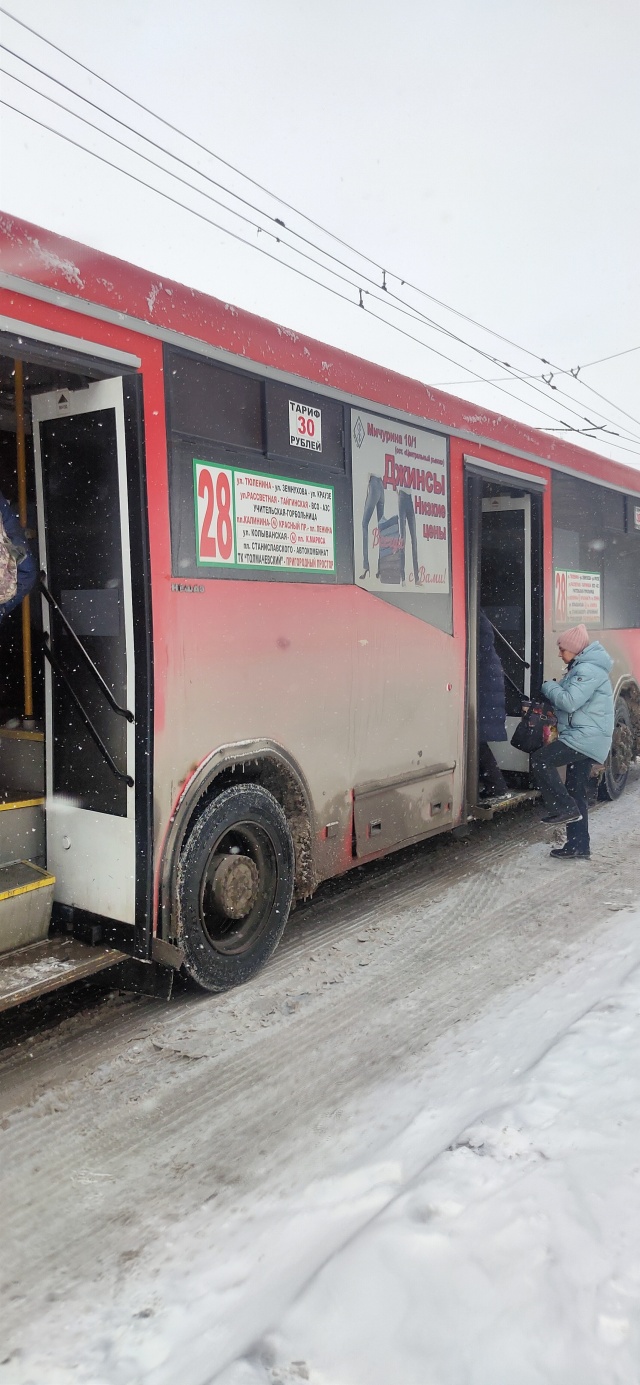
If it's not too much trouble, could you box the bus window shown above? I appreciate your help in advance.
[166,350,263,452]
[553,474,640,630]
[264,380,346,472]
[165,346,353,586]
[350,408,453,634]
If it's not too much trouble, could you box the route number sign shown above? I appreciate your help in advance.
[196,463,236,565]
[555,569,601,625]
[555,569,567,624]
[194,461,335,572]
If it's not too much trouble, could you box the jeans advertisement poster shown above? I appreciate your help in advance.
[351,409,450,595]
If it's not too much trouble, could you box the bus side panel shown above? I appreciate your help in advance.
[152,434,469,892]
[151,580,468,887]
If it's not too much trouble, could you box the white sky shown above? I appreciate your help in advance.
[1,0,639,469]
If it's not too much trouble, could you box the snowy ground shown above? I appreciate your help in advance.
[1,772,639,1384]
[223,935,640,1385]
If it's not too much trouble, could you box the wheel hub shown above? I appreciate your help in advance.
[210,853,260,920]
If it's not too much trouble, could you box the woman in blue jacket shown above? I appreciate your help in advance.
[532,623,614,859]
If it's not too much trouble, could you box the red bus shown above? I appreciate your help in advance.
[0,213,638,1011]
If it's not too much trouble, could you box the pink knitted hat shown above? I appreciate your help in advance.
[557,624,590,654]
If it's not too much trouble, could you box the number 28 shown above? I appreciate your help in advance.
[198,467,233,561]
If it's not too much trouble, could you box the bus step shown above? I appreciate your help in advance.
[0,728,45,798]
[0,860,55,956]
[0,935,127,1014]
[0,796,46,866]
[472,789,539,821]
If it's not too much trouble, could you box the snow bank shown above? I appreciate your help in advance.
[224,921,640,1385]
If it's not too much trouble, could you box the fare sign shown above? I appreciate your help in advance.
[289,399,322,451]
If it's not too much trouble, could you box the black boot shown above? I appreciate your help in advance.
[550,843,591,860]
[541,801,582,825]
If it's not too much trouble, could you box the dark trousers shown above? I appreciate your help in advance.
[478,742,507,796]
[398,489,419,584]
[362,475,385,573]
[531,739,594,851]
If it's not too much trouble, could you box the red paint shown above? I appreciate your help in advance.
[1,212,639,498]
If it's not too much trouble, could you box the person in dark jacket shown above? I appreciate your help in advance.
[531,624,614,859]
[0,491,36,624]
[477,609,510,800]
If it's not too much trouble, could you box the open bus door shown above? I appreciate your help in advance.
[465,466,544,812]
[480,494,533,770]
[31,378,137,930]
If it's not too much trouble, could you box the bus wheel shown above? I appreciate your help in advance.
[599,699,634,802]
[176,784,295,992]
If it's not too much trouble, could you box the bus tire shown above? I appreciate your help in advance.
[176,784,295,992]
[599,698,634,802]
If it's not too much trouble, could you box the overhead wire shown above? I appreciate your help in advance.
[3,43,631,444]
[2,61,639,454]
[0,91,594,437]
[1,2,638,438]
[1,6,639,443]
[3,92,640,461]
[579,344,640,369]
[1,70,639,451]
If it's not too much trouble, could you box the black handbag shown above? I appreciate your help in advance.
[510,699,557,754]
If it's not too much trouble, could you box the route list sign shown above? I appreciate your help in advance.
[350,408,449,594]
[555,569,601,624]
[194,461,335,573]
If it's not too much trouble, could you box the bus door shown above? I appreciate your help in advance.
[466,469,544,804]
[31,378,137,927]
[481,494,532,754]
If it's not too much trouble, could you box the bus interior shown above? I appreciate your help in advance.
[0,341,143,992]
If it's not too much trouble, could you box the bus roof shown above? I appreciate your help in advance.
[1,210,639,496]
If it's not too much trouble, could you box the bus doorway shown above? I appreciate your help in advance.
[465,468,544,810]
[32,379,137,927]
[0,341,151,1001]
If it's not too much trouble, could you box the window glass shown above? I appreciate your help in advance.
[166,349,263,451]
[553,473,640,629]
[604,534,640,628]
[265,380,345,470]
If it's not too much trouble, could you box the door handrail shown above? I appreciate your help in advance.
[39,572,135,723]
[486,616,530,671]
[41,634,134,787]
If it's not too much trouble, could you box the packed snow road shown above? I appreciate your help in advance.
[1,773,639,1384]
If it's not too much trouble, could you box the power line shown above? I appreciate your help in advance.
[2,92,640,461]
[434,342,640,388]
[1,2,639,438]
[3,54,640,453]
[7,93,636,457]
[576,344,640,370]
[2,62,564,410]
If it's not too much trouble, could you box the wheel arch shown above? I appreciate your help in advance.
[157,740,316,944]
